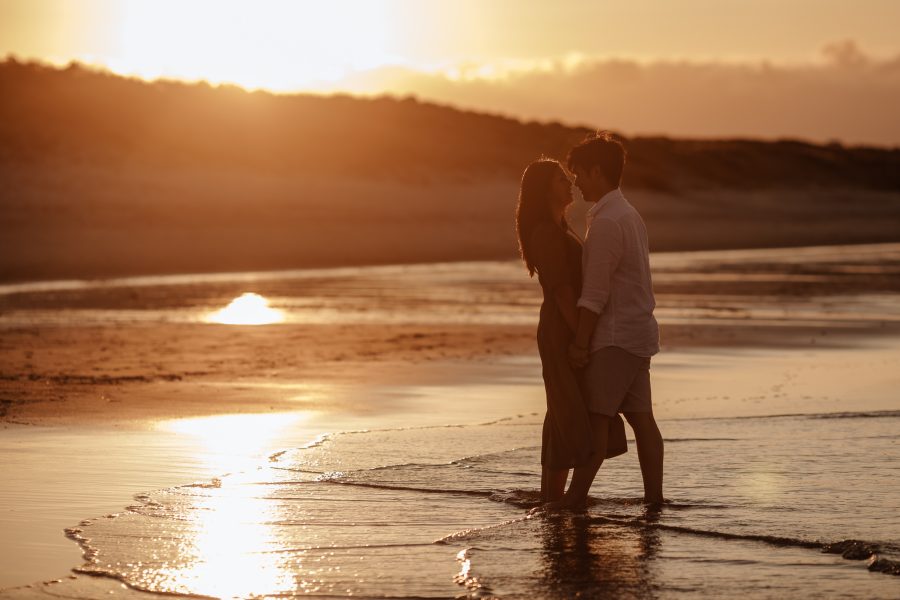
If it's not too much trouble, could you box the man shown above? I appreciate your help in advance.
[561,132,664,508]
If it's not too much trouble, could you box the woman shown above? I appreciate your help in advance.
[515,159,626,503]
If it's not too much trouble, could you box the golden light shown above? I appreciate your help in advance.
[161,412,308,471]
[737,469,785,505]
[151,412,312,595]
[207,292,285,325]
[157,485,293,597]
[104,0,398,91]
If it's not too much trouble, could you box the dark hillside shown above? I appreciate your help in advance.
[2,60,899,190]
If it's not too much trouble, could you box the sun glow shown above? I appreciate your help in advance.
[175,487,293,598]
[162,412,310,472]
[207,293,285,325]
[151,412,315,595]
[104,0,398,91]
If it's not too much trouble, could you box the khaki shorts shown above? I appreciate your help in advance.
[582,346,652,416]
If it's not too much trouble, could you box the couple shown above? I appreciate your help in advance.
[516,132,664,509]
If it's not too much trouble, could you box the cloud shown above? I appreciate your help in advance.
[333,41,900,147]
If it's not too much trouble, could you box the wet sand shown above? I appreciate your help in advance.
[3,243,899,426]
[1,244,899,595]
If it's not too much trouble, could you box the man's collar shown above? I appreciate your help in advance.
[587,188,623,218]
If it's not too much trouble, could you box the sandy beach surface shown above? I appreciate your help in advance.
[1,244,899,598]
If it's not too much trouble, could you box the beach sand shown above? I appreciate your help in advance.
[1,244,899,597]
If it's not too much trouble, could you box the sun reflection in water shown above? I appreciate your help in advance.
[162,412,309,474]
[171,485,293,598]
[207,292,285,325]
[154,412,311,596]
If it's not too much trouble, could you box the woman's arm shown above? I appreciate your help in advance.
[552,284,580,334]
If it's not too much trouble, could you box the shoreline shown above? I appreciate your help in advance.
[3,320,898,428]
[3,334,900,592]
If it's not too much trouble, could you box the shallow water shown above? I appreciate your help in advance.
[2,242,900,329]
[60,408,900,598]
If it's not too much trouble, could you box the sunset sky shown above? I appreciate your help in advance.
[3,0,900,145]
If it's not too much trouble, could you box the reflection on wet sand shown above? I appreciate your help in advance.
[538,509,659,599]
[153,484,293,598]
[2,243,900,329]
[206,292,285,325]
[136,413,316,596]
[160,412,311,474]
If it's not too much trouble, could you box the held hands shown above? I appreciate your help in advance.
[568,343,589,369]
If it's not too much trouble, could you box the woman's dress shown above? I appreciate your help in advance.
[530,221,627,469]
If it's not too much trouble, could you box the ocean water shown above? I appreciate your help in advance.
[62,409,899,598]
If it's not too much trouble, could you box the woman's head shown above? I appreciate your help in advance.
[515,159,573,276]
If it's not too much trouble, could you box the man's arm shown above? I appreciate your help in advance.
[568,307,600,367]
[573,306,600,350]
[569,218,623,367]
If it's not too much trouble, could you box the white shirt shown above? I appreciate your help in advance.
[577,188,660,357]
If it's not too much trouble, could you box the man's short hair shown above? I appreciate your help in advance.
[566,131,627,186]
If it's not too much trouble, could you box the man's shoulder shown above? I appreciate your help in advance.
[594,199,631,223]
[604,195,646,224]
[587,215,622,233]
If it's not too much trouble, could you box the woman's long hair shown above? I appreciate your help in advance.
[516,159,565,277]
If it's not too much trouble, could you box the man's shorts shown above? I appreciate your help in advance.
[582,346,652,416]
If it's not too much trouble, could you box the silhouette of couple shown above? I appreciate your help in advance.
[516,133,664,509]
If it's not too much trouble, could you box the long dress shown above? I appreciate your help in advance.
[530,221,627,469]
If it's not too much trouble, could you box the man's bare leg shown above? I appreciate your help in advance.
[557,413,610,508]
[623,411,664,504]
[541,467,569,503]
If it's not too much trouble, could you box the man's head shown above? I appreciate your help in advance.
[566,132,626,203]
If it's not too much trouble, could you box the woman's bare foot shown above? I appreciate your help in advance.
[643,496,669,508]
[542,499,568,511]
[541,494,589,512]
